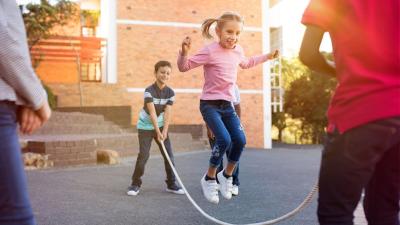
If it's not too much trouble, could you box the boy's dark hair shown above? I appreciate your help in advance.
[154,60,172,73]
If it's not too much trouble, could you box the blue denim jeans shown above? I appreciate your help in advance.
[209,137,240,186]
[0,101,35,225]
[200,100,246,168]
[318,117,400,225]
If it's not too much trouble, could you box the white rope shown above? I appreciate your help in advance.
[160,141,319,225]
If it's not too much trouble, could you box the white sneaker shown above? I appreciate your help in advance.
[200,174,219,204]
[166,183,185,195]
[166,188,185,195]
[127,185,140,196]
[217,170,233,200]
[232,185,239,196]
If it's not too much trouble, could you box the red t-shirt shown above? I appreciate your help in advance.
[302,0,400,133]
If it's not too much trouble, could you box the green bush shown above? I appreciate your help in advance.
[43,84,57,109]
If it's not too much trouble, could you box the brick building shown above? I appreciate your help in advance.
[33,0,277,148]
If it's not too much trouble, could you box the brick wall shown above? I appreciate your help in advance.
[48,83,131,107]
[57,106,132,128]
[118,0,262,27]
[43,0,267,148]
[117,0,266,147]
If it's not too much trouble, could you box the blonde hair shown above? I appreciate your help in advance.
[201,11,244,39]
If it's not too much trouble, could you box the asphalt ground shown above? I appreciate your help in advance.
[26,146,329,225]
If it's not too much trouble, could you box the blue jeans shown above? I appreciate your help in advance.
[318,117,400,225]
[200,100,246,168]
[209,138,240,186]
[0,101,35,225]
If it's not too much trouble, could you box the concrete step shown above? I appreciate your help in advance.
[21,132,207,167]
[34,123,124,135]
[32,111,122,135]
[49,111,106,124]
[22,111,207,167]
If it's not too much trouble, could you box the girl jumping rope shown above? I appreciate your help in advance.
[177,11,279,204]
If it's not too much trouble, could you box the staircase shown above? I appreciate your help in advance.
[21,111,207,167]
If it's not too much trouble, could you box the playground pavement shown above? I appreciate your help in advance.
[26,145,371,225]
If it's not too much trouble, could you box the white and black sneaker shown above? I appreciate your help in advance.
[200,174,219,204]
[217,170,233,200]
[232,185,239,196]
[127,185,140,196]
[166,183,185,195]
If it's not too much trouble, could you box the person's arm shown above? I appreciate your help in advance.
[162,105,172,140]
[146,102,163,141]
[0,1,48,111]
[234,104,241,119]
[206,124,214,140]
[299,25,336,77]
[162,90,175,140]
[239,50,279,69]
[177,37,209,72]
[233,84,241,118]
[0,1,51,132]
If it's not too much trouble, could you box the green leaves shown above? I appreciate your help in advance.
[272,56,337,144]
[285,58,337,143]
[21,0,77,109]
[22,0,77,49]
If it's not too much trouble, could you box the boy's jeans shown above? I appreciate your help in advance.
[0,101,35,225]
[131,127,176,187]
[318,117,400,225]
[200,100,246,168]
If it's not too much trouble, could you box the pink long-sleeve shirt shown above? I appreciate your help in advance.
[177,42,269,102]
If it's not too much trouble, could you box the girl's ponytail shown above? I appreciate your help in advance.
[201,18,218,39]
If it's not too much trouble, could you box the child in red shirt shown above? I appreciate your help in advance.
[300,0,400,224]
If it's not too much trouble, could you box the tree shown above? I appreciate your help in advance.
[285,67,337,144]
[271,58,308,143]
[21,0,77,109]
[272,111,287,142]
[280,58,309,89]
[22,0,77,52]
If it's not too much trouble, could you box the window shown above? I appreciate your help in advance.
[81,62,101,82]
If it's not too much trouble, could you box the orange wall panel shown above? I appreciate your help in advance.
[36,62,79,84]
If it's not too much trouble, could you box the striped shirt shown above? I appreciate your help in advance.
[137,83,175,130]
[0,0,46,110]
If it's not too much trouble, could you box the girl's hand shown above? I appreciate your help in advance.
[181,36,191,56]
[268,50,280,60]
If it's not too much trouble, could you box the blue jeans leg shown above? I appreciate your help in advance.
[222,108,246,165]
[200,101,246,169]
[0,102,35,225]
[209,138,240,185]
